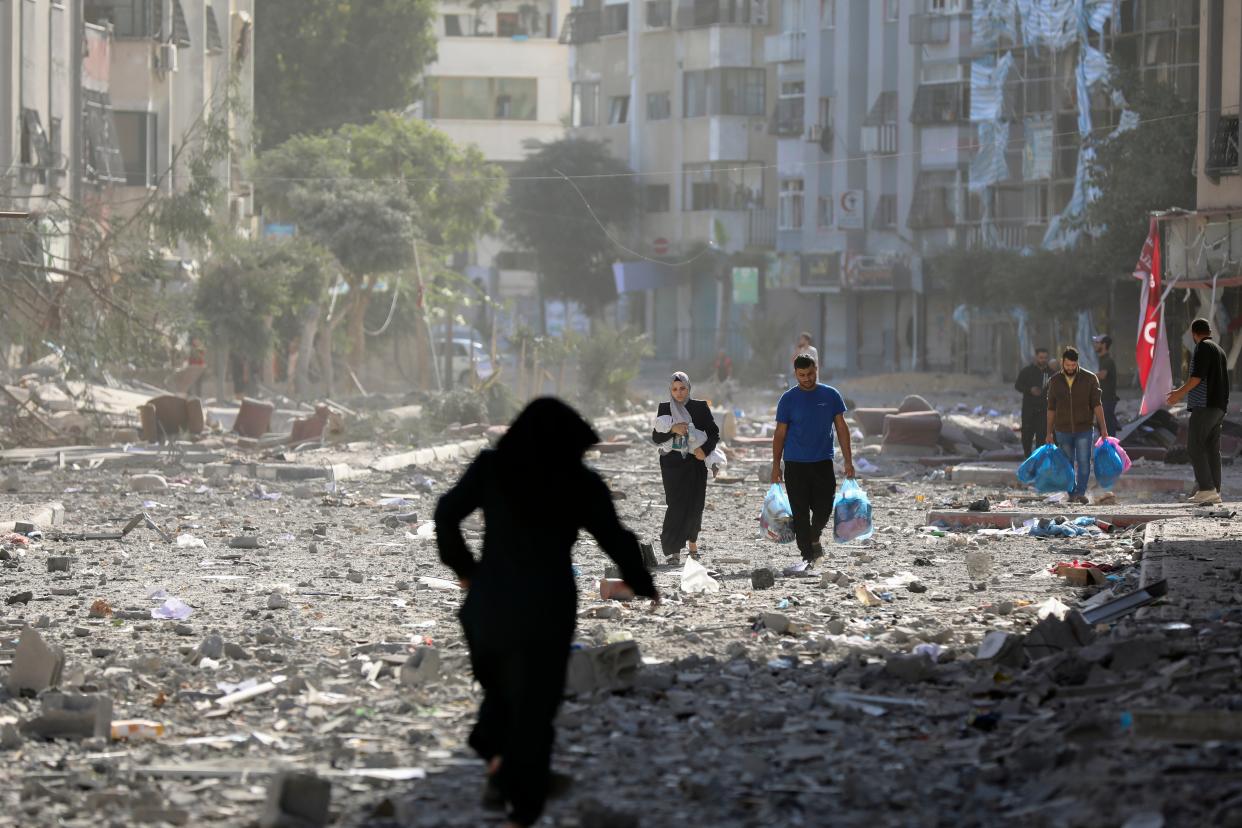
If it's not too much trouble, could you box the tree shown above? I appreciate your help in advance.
[502,138,639,322]
[1080,75,1198,276]
[254,0,438,149]
[255,114,504,380]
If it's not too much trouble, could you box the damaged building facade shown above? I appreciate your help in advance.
[0,0,255,368]
[569,0,1204,377]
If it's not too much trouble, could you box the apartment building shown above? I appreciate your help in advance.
[1,0,86,275]
[566,0,778,360]
[1,0,254,286]
[1161,0,1241,284]
[418,0,571,334]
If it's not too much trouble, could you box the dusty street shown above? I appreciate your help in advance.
[2,379,1241,828]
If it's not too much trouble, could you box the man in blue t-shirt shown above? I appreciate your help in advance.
[772,354,854,565]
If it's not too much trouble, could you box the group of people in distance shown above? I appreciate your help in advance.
[1015,318,1230,506]
[431,334,854,826]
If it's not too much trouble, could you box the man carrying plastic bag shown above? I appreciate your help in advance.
[771,354,856,569]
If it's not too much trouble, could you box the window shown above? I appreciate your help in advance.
[646,0,672,27]
[48,117,63,167]
[781,0,803,31]
[609,95,630,124]
[83,90,125,184]
[206,5,224,51]
[444,14,464,35]
[928,0,965,12]
[647,92,671,120]
[884,0,899,22]
[770,96,804,135]
[909,82,969,123]
[20,109,53,168]
[114,110,157,187]
[862,91,898,154]
[684,68,766,117]
[817,195,832,227]
[683,163,764,210]
[84,0,162,37]
[1207,116,1240,173]
[425,78,538,120]
[819,0,835,27]
[874,194,897,228]
[572,82,600,126]
[908,170,959,229]
[602,2,629,34]
[778,180,804,229]
[644,184,671,212]
[497,12,520,36]
[171,0,190,46]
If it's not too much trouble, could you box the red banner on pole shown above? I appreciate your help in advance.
[1134,218,1162,391]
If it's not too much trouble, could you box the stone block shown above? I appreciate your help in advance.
[398,647,441,688]
[750,568,776,590]
[565,641,641,695]
[23,691,112,740]
[7,627,65,697]
[260,772,331,828]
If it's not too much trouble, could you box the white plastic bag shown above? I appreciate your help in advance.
[680,557,721,594]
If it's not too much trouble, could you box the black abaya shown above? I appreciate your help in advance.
[435,398,656,826]
[652,399,719,558]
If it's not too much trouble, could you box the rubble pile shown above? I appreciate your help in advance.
[0,383,1238,826]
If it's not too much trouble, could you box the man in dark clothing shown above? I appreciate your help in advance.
[1168,318,1231,504]
[435,398,658,827]
[1093,335,1121,435]
[771,354,855,568]
[1014,348,1052,457]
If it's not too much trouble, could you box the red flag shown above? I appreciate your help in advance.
[1134,218,1162,391]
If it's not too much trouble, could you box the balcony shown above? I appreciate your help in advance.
[861,123,898,155]
[675,0,768,28]
[958,220,1045,250]
[764,31,805,63]
[909,13,950,44]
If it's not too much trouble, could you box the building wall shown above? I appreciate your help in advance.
[1196,0,1242,210]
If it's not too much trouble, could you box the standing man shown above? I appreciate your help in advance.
[1014,347,1052,457]
[1167,318,1230,504]
[1046,347,1109,504]
[793,332,819,366]
[771,354,854,568]
[1093,335,1121,436]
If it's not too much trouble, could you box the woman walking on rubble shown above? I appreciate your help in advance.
[435,397,657,828]
[651,372,720,563]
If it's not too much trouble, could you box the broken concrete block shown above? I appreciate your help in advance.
[7,627,65,697]
[883,653,935,683]
[23,691,112,740]
[750,568,776,590]
[129,474,169,493]
[267,593,290,610]
[1024,604,1096,661]
[820,570,851,588]
[398,647,441,688]
[975,631,1026,667]
[260,772,331,828]
[760,612,790,634]
[46,556,72,572]
[566,641,641,695]
[228,536,259,549]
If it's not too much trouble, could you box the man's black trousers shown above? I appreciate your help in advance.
[783,459,836,562]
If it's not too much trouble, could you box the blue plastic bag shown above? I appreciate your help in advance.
[1016,444,1075,493]
[760,484,796,544]
[1092,437,1129,490]
[833,479,873,544]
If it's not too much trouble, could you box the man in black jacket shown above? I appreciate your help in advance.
[1014,348,1052,457]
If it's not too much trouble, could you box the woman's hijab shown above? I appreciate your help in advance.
[495,397,599,511]
[669,372,692,425]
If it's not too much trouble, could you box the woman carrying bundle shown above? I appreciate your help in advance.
[651,372,720,563]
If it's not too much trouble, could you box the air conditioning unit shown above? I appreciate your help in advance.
[157,42,179,73]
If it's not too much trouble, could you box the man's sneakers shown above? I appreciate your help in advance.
[1190,489,1223,505]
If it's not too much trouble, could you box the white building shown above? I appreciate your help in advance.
[419,0,572,334]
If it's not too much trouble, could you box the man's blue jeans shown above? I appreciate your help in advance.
[1055,431,1093,497]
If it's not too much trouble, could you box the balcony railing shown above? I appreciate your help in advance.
[958,220,1044,250]
[748,208,776,248]
[861,123,898,155]
[909,13,950,44]
[764,31,805,63]
[675,0,768,28]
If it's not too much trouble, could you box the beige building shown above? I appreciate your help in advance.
[418,0,571,332]
[566,0,778,359]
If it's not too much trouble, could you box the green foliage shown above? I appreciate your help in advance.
[1081,74,1198,274]
[576,325,654,409]
[254,0,438,149]
[928,247,1108,319]
[502,138,639,316]
[424,388,490,429]
[195,238,291,355]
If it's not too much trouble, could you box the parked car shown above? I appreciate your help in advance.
[449,338,494,385]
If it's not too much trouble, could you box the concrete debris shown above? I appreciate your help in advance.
[750,567,776,590]
[7,626,65,696]
[566,641,641,695]
[129,474,169,493]
[398,647,441,688]
[23,691,112,740]
[261,772,331,828]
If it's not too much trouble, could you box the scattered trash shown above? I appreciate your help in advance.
[175,534,206,549]
[680,557,721,594]
[854,584,883,607]
[151,597,193,621]
[111,719,166,741]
